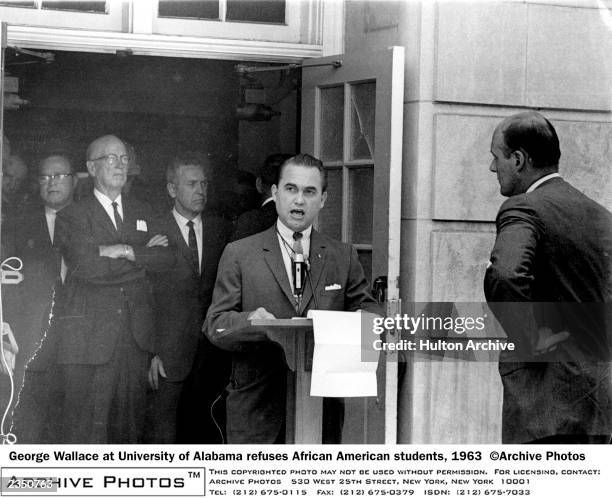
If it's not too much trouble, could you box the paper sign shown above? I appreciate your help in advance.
[307,310,379,397]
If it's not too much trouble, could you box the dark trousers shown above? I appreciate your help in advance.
[58,309,149,444]
[144,377,183,444]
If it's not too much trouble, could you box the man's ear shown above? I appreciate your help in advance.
[85,160,96,177]
[255,177,264,195]
[167,182,177,199]
[271,184,278,202]
[513,149,527,171]
[320,190,327,208]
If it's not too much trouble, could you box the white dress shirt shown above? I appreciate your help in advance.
[172,208,203,270]
[276,219,311,294]
[45,206,57,244]
[526,172,561,193]
[93,188,123,229]
[45,205,67,282]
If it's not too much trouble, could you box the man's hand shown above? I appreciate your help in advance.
[534,326,570,355]
[146,235,169,248]
[248,307,276,320]
[99,244,126,259]
[148,355,167,390]
[99,244,135,261]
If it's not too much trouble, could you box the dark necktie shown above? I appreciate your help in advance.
[111,201,123,234]
[292,231,303,256]
[187,220,199,273]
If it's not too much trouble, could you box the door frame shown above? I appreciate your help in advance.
[3,0,344,62]
[300,46,405,443]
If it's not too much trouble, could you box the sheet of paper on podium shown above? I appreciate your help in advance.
[307,310,379,397]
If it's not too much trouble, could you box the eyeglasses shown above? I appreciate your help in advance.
[38,173,73,184]
[90,154,130,166]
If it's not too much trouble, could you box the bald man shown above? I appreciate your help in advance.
[485,111,612,443]
[46,135,174,443]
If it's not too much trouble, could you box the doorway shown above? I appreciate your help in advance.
[3,49,299,215]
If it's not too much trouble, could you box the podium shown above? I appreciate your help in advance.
[245,318,322,443]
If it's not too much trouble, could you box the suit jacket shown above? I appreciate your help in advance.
[484,177,612,443]
[152,211,229,381]
[205,225,376,443]
[4,207,62,375]
[52,194,175,365]
[231,200,277,241]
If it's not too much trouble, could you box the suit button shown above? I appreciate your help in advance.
[117,309,122,314]
[119,287,124,292]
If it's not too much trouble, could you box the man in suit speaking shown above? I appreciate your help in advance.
[484,111,612,443]
[205,154,376,444]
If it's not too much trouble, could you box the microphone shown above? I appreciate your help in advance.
[292,254,307,297]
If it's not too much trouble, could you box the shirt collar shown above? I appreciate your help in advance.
[44,206,57,217]
[172,207,202,228]
[526,173,561,193]
[276,219,312,242]
[94,188,122,209]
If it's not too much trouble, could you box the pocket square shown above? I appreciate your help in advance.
[136,219,148,232]
[325,283,342,291]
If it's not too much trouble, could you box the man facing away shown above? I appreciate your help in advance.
[205,154,376,444]
[146,153,230,443]
[484,111,612,444]
[47,134,174,443]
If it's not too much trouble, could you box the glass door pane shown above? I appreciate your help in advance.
[317,167,342,240]
[350,81,376,161]
[348,167,373,244]
[318,86,344,162]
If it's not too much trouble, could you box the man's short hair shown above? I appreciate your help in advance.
[500,111,561,169]
[260,153,293,189]
[278,153,328,192]
[166,152,212,184]
[38,153,74,175]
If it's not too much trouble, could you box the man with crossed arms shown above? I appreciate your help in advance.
[50,134,174,443]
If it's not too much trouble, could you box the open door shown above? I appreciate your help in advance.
[301,46,404,443]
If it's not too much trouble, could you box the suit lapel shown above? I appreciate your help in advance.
[36,209,53,249]
[299,229,327,314]
[262,226,296,307]
[89,195,121,241]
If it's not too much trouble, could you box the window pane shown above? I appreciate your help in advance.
[318,168,342,241]
[158,0,219,20]
[319,86,344,162]
[348,167,373,244]
[0,1,35,8]
[41,1,107,12]
[227,0,285,24]
[350,81,376,161]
